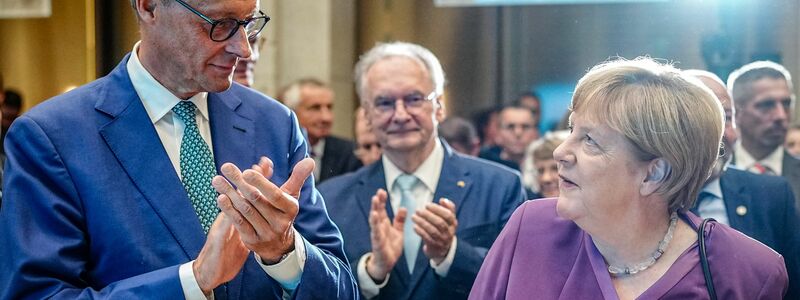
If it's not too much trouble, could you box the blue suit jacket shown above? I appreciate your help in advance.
[318,142,526,299]
[718,168,800,299]
[0,56,357,299]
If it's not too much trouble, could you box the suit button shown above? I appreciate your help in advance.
[736,205,747,216]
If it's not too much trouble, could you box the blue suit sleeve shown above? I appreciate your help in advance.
[282,112,359,299]
[0,116,185,299]
[438,171,526,294]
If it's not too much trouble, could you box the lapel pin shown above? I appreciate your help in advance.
[457,181,465,188]
[736,205,747,216]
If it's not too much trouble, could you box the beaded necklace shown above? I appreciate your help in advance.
[607,211,679,277]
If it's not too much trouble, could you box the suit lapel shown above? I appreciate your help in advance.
[719,170,752,231]
[96,59,206,258]
[408,142,472,293]
[208,92,255,171]
[356,162,389,220]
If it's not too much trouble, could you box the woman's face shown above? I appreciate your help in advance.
[535,159,559,197]
[553,112,650,224]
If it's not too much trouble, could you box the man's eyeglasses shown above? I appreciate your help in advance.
[174,0,270,42]
[371,91,438,115]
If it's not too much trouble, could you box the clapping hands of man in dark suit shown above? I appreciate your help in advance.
[413,199,457,265]
[366,188,458,280]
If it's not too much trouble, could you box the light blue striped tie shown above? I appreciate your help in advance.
[173,101,219,233]
[395,174,421,274]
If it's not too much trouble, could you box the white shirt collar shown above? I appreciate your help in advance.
[734,143,784,175]
[127,41,209,124]
[312,138,326,157]
[383,140,445,193]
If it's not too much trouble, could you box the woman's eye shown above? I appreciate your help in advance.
[583,134,597,146]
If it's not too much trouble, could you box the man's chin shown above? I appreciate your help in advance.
[205,79,233,93]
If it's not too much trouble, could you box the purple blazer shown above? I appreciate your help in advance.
[470,199,788,299]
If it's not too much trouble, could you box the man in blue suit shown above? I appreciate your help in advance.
[0,0,356,299]
[689,70,800,299]
[319,42,526,299]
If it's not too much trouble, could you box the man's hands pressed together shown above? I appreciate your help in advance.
[193,157,315,294]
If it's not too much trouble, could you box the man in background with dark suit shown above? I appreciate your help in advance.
[689,69,800,299]
[319,42,525,299]
[727,61,800,207]
[0,0,355,298]
[279,78,361,183]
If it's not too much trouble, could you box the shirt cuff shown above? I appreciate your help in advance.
[430,237,458,277]
[180,260,213,300]
[255,229,307,291]
[357,253,390,299]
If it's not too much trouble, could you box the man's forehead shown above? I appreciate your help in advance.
[749,78,793,100]
[502,107,533,117]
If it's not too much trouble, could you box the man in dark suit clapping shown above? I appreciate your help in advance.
[319,42,525,300]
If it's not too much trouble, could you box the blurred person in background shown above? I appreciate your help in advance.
[479,105,539,171]
[439,116,480,156]
[278,78,361,182]
[355,107,382,166]
[514,91,541,127]
[471,58,788,299]
[728,61,800,207]
[784,124,800,159]
[521,132,566,199]
[473,106,502,149]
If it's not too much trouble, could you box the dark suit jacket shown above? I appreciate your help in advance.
[319,141,526,299]
[0,55,357,299]
[718,168,800,299]
[782,151,800,210]
[319,135,362,183]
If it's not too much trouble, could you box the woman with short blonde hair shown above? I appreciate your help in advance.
[471,57,788,299]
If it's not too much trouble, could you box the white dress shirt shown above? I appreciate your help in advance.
[735,143,784,175]
[356,141,459,299]
[697,177,729,225]
[310,138,325,181]
[127,42,305,299]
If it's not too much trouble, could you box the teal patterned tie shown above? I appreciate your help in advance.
[395,174,421,274]
[173,101,219,233]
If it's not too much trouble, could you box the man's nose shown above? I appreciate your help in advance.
[228,27,253,60]
[392,100,412,121]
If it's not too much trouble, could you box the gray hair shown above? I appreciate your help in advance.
[354,42,446,104]
[727,60,794,107]
[276,78,328,110]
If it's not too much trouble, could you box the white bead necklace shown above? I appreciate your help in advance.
[607,211,679,277]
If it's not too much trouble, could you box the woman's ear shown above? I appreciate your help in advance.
[641,158,670,196]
